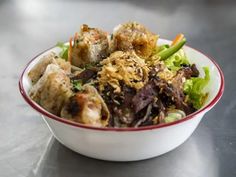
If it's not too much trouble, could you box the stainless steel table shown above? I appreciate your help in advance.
[0,0,235,176]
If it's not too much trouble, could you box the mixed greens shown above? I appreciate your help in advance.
[184,67,210,109]
[152,34,210,110]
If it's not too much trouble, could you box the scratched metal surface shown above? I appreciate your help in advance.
[0,0,235,177]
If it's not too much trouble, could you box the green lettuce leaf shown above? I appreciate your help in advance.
[56,42,69,60]
[72,80,83,91]
[184,67,210,109]
[164,49,190,71]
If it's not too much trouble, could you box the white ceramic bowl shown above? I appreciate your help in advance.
[19,39,224,161]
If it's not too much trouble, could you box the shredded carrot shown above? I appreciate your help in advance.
[171,33,184,46]
[68,37,73,63]
[74,32,78,40]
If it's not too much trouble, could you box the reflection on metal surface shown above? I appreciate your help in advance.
[32,135,54,176]
[15,0,45,18]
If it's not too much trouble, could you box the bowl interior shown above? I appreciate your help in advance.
[20,39,224,129]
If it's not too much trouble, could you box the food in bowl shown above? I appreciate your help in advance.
[19,23,224,161]
[27,22,210,128]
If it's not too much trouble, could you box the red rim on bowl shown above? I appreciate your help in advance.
[19,43,224,132]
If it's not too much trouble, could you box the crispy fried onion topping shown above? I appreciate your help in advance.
[98,51,149,93]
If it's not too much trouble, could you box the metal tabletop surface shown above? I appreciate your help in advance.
[0,0,235,176]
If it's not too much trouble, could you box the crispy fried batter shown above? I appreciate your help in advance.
[111,22,158,58]
[69,24,109,67]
